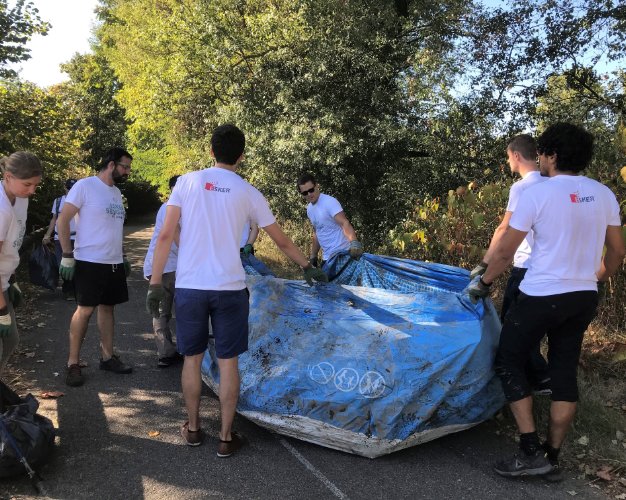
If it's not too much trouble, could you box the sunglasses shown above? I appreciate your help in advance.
[300,187,316,195]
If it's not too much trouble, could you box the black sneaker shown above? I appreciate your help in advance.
[66,364,84,387]
[158,352,184,368]
[494,451,553,477]
[99,354,132,374]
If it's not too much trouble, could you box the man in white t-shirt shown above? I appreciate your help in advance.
[468,123,625,479]
[146,124,328,456]
[470,134,550,394]
[58,147,134,387]
[43,178,78,299]
[296,173,363,269]
[144,175,182,368]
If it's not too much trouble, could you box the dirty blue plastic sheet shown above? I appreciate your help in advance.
[202,253,505,458]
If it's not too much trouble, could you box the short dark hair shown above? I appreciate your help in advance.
[168,175,180,190]
[65,178,78,190]
[507,134,536,162]
[211,124,245,165]
[99,147,132,171]
[537,123,594,173]
[296,173,316,191]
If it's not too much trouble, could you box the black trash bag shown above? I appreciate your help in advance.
[0,381,56,478]
[28,244,59,290]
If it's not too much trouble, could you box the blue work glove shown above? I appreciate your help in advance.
[146,284,164,318]
[123,255,131,277]
[0,306,11,338]
[466,276,492,303]
[469,261,488,280]
[349,240,363,260]
[303,267,329,286]
[59,253,76,281]
[7,283,22,308]
[242,244,254,256]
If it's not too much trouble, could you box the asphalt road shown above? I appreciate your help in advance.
[0,218,605,499]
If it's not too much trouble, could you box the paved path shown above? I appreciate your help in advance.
[0,218,605,499]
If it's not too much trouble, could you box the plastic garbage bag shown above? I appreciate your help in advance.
[0,381,55,478]
[28,244,59,291]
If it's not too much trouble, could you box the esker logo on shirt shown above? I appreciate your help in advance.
[570,192,595,203]
[205,182,231,193]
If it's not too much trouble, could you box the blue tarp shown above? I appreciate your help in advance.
[202,252,505,458]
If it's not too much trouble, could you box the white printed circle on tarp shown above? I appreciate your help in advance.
[359,371,386,399]
[309,362,335,385]
[334,368,359,392]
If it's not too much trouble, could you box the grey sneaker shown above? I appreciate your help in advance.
[66,364,84,387]
[494,451,553,477]
[99,354,132,374]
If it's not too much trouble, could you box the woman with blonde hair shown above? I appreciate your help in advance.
[0,151,42,374]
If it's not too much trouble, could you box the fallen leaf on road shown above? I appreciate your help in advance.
[577,435,589,446]
[24,352,35,358]
[567,491,577,496]
[148,431,160,437]
[595,466,612,481]
[40,391,64,399]
[53,372,59,377]
[36,359,44,363]
[36,322,46,328]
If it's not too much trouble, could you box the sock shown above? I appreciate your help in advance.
[519,431,541,455]
[542,442,560,464]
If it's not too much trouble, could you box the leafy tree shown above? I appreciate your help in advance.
[0,79,88,228]
[0,0,49,78]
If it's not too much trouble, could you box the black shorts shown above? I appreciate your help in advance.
[495,290,597,402]
[74,260,129,307]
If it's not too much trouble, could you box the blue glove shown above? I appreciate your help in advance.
[59,254,76,281]
[467,276,491,303]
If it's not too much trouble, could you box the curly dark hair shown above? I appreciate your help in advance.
[536,123,594,173]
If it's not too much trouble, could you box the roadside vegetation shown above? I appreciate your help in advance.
[1,0,625,492]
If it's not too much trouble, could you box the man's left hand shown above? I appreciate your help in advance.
[349,240,363,260]
[123,255,131,277]
[466,276,492,303]
[7,283,22,308]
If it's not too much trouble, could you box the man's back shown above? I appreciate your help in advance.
[510,175,621,295]
[169,167,275,290]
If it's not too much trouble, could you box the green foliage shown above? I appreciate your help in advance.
[60,51,129,168]
[0,0,49,78]
[0,79,88,229]
[387,180,509,268]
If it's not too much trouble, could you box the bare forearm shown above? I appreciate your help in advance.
[483,225,507,263]
[597,251,625,282]
[57,218,72,254]
[150,236,173,285]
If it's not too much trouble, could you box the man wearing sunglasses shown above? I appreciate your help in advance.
[297,173,363,268]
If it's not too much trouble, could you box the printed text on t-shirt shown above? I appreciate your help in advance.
[205,182,231,193]
[570,193,595,203]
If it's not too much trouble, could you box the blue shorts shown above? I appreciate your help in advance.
[175,288,249,358]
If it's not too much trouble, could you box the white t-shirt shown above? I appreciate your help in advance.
[506,171,548,268]
[51,195,76,241]
[65,176,125,264]
[307,193,350,260]
[0,187,27,291]
[240,221,251,248]
[510,175,621,296]
[143,203,178,278]
[168,167,276,290]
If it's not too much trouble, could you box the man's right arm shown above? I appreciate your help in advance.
[310,231,321,263]
[482,211,513,264]
[42,213,57,244]
[263,223,310,269]
[57,203,79,255]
